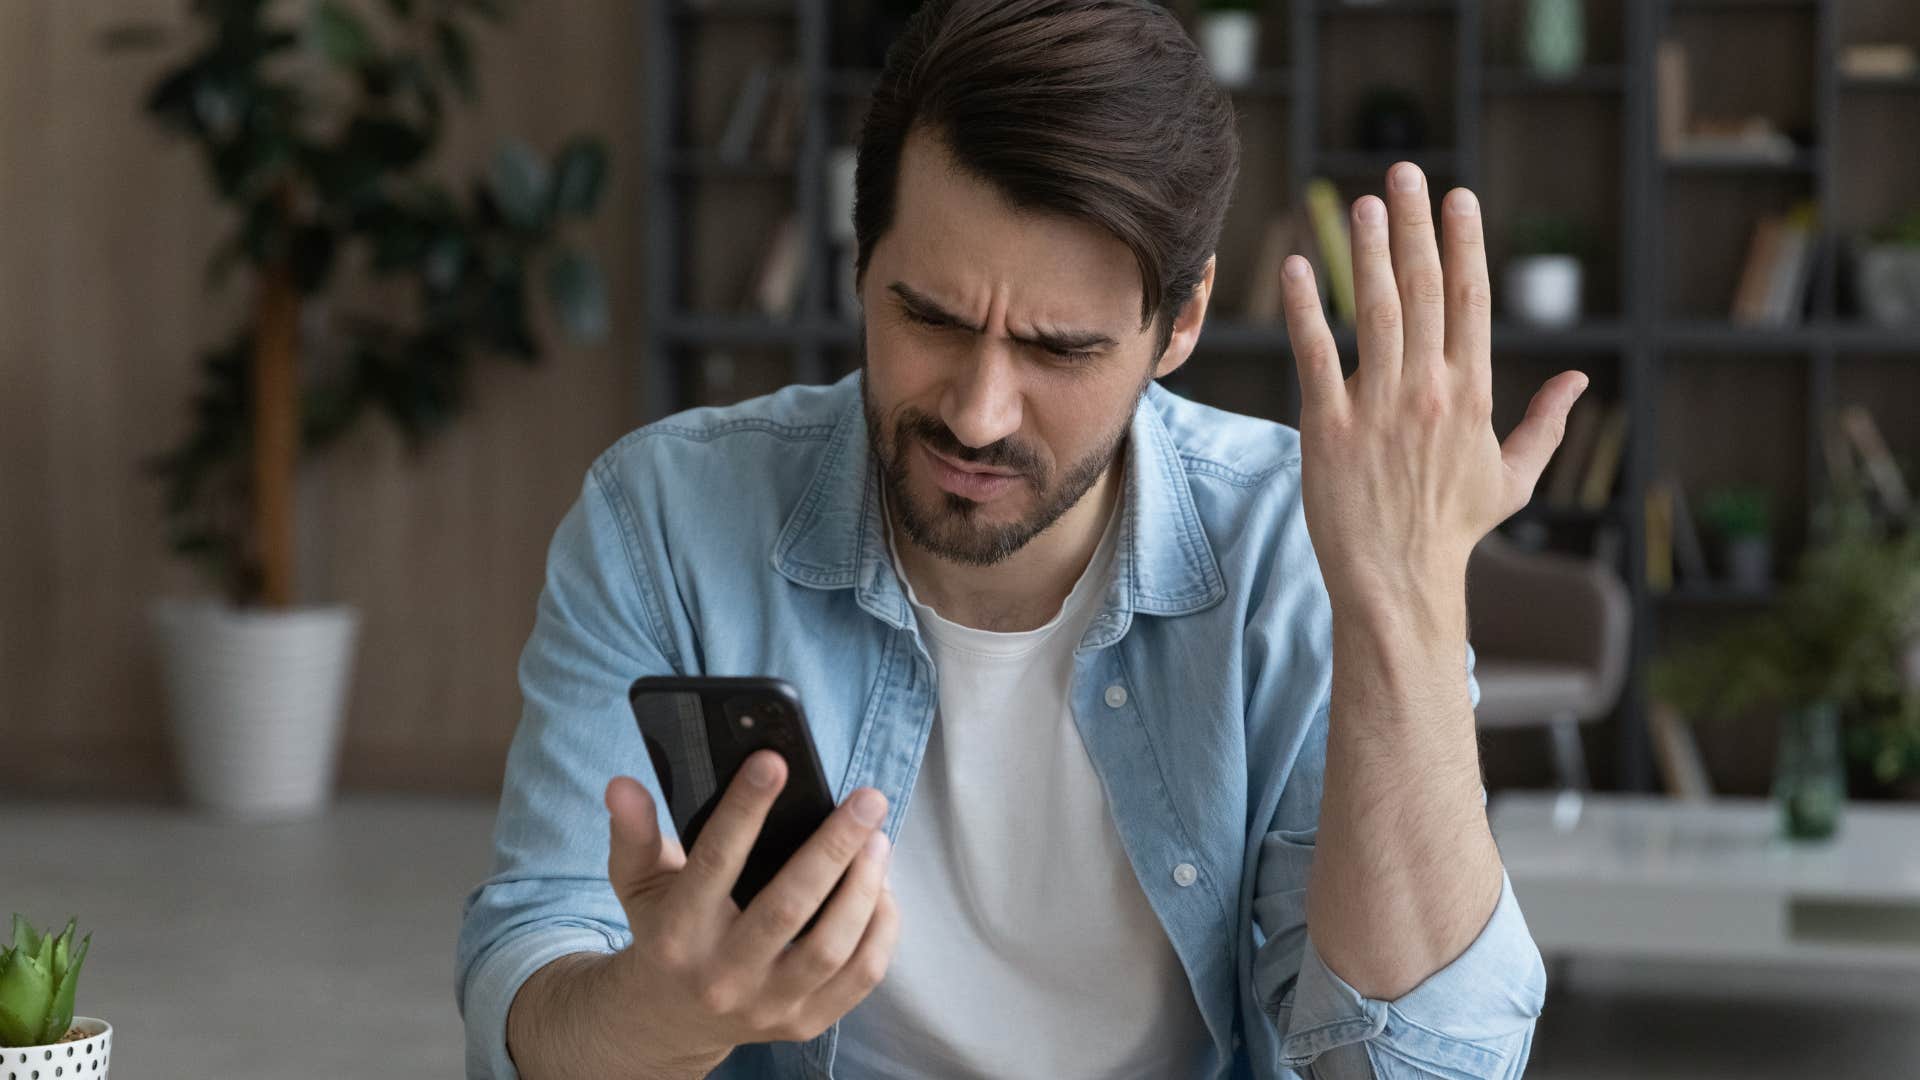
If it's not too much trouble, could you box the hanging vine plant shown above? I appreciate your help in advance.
[107,0,611,607]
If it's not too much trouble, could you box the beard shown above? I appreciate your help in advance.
[860,357,1143,568]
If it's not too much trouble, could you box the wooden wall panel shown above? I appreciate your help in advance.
[0,1,646,798]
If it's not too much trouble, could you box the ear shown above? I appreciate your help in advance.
[1152,254,1215,380]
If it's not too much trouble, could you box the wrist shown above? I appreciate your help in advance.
[1329,576,1469,706]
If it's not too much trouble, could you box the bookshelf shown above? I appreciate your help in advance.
[642,0,1920,793]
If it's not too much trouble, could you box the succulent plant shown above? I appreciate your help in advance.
[0,915,92,1048]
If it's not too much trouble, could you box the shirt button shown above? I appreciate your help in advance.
[1172,862,1197,887]
[1104,685,1128,708]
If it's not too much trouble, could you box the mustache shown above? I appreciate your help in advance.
[893,408,1043,476]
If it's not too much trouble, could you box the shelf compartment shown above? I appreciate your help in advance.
[1482,66,1628,96]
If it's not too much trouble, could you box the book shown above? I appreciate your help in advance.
[1650,702,1714,801]
[1669,130,1798,165]
[746,214,803,317]
[1646,481,1674,594]
[1840,43,1919,80]
[1245,211,1302,323]
[1546,396,1602,508]
[1731,214,1786,323]
[757,67,805,166]
[1839,405,1913,517]
[1303,178,1356,327]
[1754,201,1819,325]
[1668,478,1710,585]
[1656,39,1689,157]
[717,65,775,164]
[1578,402,1629,511]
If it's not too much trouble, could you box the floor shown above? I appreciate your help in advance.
[4,797,1918,1079]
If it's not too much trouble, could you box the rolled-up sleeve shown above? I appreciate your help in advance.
[455,453,684,1079]
[1274,869,1546,1078]
[1251,639,1545,1077]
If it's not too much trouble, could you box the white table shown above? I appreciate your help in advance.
[1489,792,1920,971]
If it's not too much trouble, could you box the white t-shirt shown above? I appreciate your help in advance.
[832,494,1213,1078]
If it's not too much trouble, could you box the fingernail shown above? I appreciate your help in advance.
[1450,189,1478,215]
[864,830,891,860]
[1393,163,1421,192]
[747,753,779,788]
[851,790,886,826]
[1359,198,1385,225]
[1284,255,1307,279]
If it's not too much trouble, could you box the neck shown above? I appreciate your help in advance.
[892,443,1125,633]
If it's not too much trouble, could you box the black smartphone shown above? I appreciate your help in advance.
[628,675,843,931]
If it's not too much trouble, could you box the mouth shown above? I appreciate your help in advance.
[925,441,1021,474]
[919,442,1023,501]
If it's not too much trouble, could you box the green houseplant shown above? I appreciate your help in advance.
[0,915,109,1073]
[108,0,609,820]
[1653,478,1920,832]
[1700,485,1774,592]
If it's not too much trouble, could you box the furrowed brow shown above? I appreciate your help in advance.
[887,281,1118,353]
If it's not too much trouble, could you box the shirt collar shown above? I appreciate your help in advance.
[771,373,1226,635]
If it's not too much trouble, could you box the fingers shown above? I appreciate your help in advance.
[724,787,888,969]
[766,822,891,999]
[677,750,788,910]
[1440,187,1492,383]
[1500,371,1591,508]
[607,775,681,904]
[1349,193,1402,402]
[1280,255,1349,424]
[1385,162,1448,373]
[784,886,902,1040]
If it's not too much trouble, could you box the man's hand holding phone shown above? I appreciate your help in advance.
[598,751,900,1074]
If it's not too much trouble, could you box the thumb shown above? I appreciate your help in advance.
[1500,370,1590,506]
[606,775,684,904]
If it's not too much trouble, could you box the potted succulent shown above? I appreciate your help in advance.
[106,0,609,820]
[1856,204,1920,326]
[1504,212,1591,327]
[0,915,109,1077]
[1197,0,1262,89]
[1700,485,1774,593]
[1653,479,1920,835]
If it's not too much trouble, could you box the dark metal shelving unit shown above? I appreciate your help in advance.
[643,0,1920,792]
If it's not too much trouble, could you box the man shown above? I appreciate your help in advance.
[458,1,1579,1076]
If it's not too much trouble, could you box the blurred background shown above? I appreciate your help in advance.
[3,0,1918,1076]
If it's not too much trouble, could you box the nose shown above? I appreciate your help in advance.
[939,341,1023,451]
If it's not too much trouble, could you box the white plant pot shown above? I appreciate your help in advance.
[3,1016,111,1079]
[150,598,360,821]
[1857,245,1920,326]
[1504,254,1583,327]
[1198,12,1260,88]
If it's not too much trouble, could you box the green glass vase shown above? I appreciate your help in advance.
[1523,0,1586,79]
[1772,701,1846,842]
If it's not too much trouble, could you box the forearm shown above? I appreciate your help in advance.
[1304,578,1504,1002]
[507,952,723,1080]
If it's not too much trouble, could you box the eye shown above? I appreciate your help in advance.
[900,307,944,328]
[1045,345,1099,363]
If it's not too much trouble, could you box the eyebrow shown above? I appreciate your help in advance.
[887,282,1119,353]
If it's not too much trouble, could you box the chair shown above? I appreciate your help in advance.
[1467,530,1633,804]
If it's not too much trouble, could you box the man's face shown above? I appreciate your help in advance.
[859,128,1194,567]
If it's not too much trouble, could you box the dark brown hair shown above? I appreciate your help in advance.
[852,0,1241,360]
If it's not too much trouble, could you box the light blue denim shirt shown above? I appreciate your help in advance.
[456,371,1547,1079]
